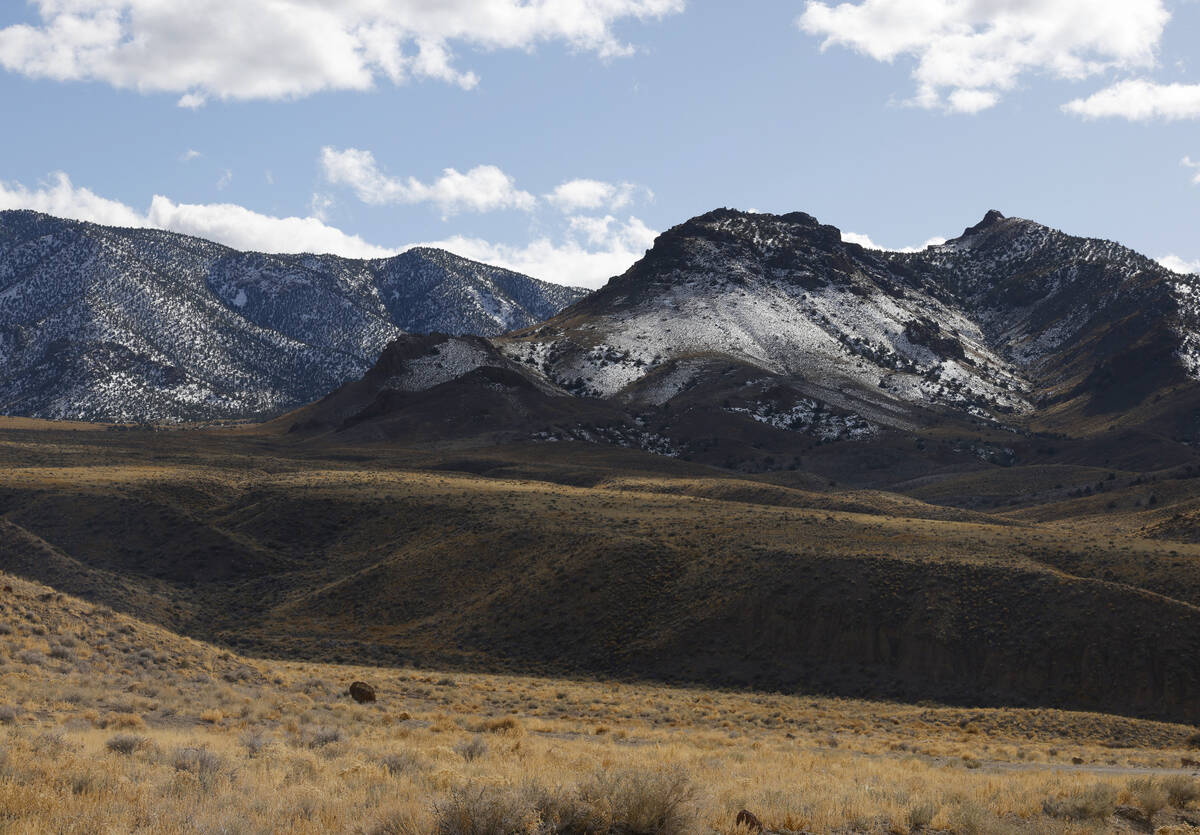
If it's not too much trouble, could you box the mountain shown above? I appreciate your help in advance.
[503,208,1199,431]
[297,208,1200,486]
[0,210,586,422]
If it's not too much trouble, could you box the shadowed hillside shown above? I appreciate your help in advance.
[2,419,1198,726]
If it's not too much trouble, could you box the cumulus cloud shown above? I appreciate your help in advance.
[180,149,202,162]
[321,147,535,217]
[421,216,657,289]
[322,148,654,223]
[842,231,946,252]
[0,172,146,228]
[0,0,684,106]
[1064,80,1200,121]
[798,0,1169,113]
[545,179,648,212]
[0,171,651,286]
[1159,254,1200,275]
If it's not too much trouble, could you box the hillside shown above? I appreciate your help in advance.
[3,568,1198,834]
[0,211,586,422]
[2,419,1199,726]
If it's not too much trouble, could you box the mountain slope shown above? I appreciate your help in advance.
[501,209,1197,427]
[295,208,1200,488]
[0,211,586,422]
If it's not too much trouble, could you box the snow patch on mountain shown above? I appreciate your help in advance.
[381,339,494,393]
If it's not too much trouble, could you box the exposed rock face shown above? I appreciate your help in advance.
[0,211,586,422]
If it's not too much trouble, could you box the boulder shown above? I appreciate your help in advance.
[347,681,376,704]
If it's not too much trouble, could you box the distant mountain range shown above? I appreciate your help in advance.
[295,208,1200,482]
[0,210,586,422]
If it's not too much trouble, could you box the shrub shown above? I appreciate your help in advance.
[308,727,342,748]
[1042,783,1118,821]
[31,732,69,756]
[241,732,271,757]
[0,706,17,725]
[107,713,146,730]
[906,800,939,831]
[579,766,697,835]
[381,750,426,776]
[171,746,226,788]
[105,734,147,756]
[1187,731,1200,750]
[69,771,109,796]
[479,716,525,737]
[1161,774,1199,809]
[949,803,1017,835]
[1128,777,1169,819]
[433,785,533,835]
[18,650,44,666]
[0,623,12,635]
[455,736,488,762]
[367,810,423,835]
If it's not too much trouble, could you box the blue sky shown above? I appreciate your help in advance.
[1,0,1198,287]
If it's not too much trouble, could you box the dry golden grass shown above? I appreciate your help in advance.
[1,572,1198,834]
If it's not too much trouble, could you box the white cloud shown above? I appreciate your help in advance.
[1186,156,1200,185]
[0,0,683,105]
[0,171,652,286]
[145,197,395,257]
[0,171,395,257]
[545,179,648,212]
[0,172,146,228]
[842,231,945,252]
[798,0,1169,113]
[321,147,535,217]
[180,149,202,162]
[1159,254,1200,275]
[1064,80,1200,121]
[421,216,657,289]
[216,169,233,190]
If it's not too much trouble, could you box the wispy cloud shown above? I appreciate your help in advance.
[1184,156,1200,185]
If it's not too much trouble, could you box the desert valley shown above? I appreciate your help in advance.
[1,203,1199,833]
